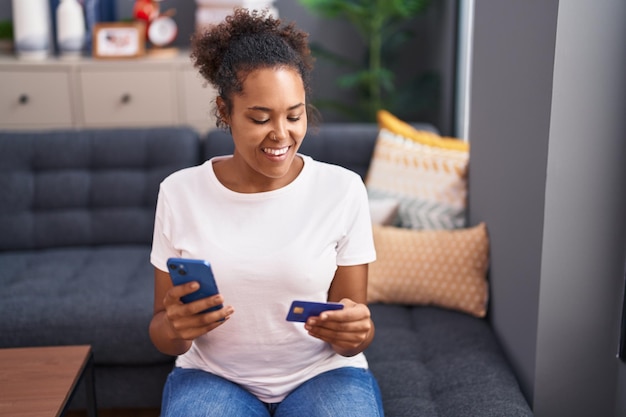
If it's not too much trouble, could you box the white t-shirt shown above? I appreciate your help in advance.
[150,154,376,403]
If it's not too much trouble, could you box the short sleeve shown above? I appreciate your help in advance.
[336,175,377,266]
[150,186,180,271]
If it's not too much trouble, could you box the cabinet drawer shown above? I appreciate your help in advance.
[79,70,176,126]
[0,71,73,127]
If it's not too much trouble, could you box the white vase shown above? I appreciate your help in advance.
[12,0,52,60]
[56,0,86,58]
[195,0,278,33]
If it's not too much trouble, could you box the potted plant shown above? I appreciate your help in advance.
[298,0,431,122]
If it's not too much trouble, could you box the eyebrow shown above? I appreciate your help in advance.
[247,103,305,112]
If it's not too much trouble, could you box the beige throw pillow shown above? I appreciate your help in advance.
[366,110,470,229]
[368,222,490,317]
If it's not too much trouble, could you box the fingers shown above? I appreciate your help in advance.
[164,281,199,306]
[304,300,372,350]
[305,314,371,341]
[163,281,235,340]
[308,298,369,325]
[166,302,235,341]
[166,306,234,341]
[164,281,224,314]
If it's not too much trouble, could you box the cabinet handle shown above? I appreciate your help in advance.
[121,93,131,104]
[18,94,29,105]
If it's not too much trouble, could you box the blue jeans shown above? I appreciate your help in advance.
[161,366,384,417]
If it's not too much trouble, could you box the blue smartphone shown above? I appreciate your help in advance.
[167,258,222,314]
[286,300,344,322]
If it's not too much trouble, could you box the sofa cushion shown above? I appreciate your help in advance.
[366,304,533,416]
[366,110,469,230]
[0,127,200,250]
[0,246,172,366]
[369,197,401,226]
[368,223,490,317]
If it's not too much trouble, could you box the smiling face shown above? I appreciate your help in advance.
[218,66,308,193]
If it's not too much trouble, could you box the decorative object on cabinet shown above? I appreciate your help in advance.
[11,0,53,60]
[194,0,278,33]
[148,14,178,49]
[92,21,146,59]
[49,0,60,52]
[83,0,117,53]
[133,0,160,31]
[134,0,179,58]
[56,0,86,59]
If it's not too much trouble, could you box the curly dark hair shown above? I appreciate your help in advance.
[190,8,317,129]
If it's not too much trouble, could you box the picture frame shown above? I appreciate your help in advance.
[92,22,146,59]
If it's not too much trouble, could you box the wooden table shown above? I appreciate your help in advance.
[0,345,97,417]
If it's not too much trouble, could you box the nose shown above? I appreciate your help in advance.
[272,119,288,141]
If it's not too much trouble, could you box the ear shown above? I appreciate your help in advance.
[216,96,229,125]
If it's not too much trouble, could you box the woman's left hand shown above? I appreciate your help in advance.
[304,298,374,357]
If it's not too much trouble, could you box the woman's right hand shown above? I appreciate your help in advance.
[150,267,234,356]
[162,281,234,341]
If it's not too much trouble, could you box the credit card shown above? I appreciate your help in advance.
[286,300,344,322]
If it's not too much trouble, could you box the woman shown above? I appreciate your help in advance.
[149,8,383,416]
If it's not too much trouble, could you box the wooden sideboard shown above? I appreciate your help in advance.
[0,51,217,132]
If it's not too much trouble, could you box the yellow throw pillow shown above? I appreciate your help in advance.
[366,110,469,229]
[377,109,469,151]
[368,222,489,317]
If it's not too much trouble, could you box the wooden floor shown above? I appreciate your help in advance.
[66,409,160,417]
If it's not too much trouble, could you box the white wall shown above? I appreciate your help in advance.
[534,1,626,415]
[467,0,559,403]
[468,1,626,415]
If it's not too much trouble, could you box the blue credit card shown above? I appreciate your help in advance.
[286,300,344,322]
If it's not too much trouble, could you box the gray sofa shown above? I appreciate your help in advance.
[0,125,533,416]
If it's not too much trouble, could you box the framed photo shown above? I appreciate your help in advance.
[92,22,146,59]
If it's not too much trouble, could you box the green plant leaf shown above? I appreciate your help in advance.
[378,68,395,93]
[393,0,430,17]
[298,0,345,17]
[0,20,13,40]
[383,28,415,51]
[337,71,370,90]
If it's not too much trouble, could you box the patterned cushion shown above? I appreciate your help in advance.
[365,110,469,229]
[368,223,489,317]
[369,198,400,226]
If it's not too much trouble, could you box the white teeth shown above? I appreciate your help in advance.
[263,146,289,156]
